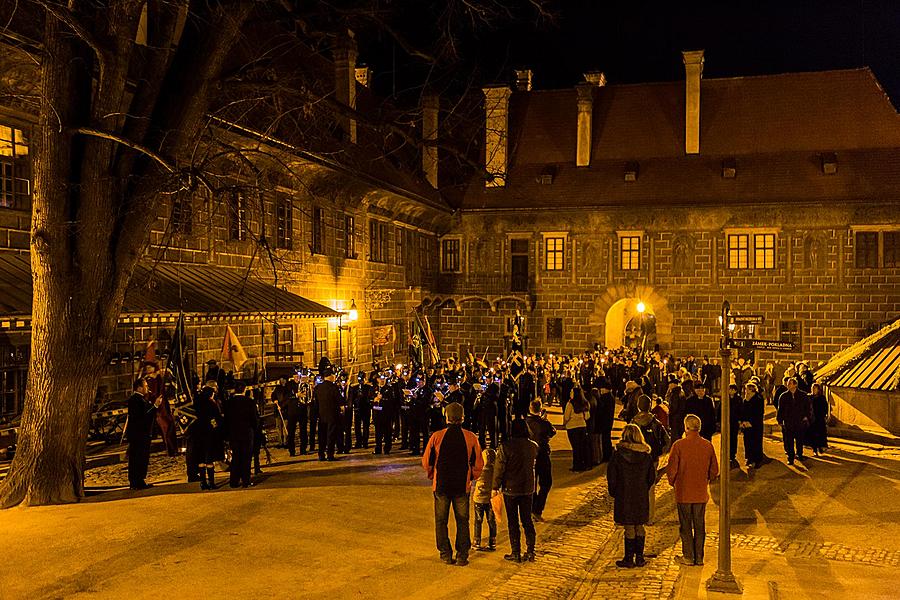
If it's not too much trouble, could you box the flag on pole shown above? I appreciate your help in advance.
[169,313,194,404]
[413,311,440,366]
[409,318,424,368]
[507,309,525,381]
[222,324,248,371]
[372,324,396,347]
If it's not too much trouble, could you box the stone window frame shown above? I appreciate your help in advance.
[368,218,389,263]
[394,225,405,267]
[617,230,642,271]
[344,214,357,259]
[851,225,900,269]
[274,193,292,250]
[440,235,462,273]
[542,231,567,271]
[724,227,779,270]
[313,323,328,364]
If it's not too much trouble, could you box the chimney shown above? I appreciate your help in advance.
[682,49,704,154]
[483,85,512,187]
[583,71,607,87]
[575,83,597,167]
[333,30,358,143]
[515,69,533,92]
[422,94,439,188]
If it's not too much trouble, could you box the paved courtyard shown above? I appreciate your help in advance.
[2,409,899,600]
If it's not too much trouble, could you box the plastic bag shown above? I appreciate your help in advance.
[491,493,504,521]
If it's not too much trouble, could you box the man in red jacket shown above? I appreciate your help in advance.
[666,413,719,566]
[422,402,483,566]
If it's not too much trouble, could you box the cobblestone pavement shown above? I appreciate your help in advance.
[482,466,682,600]
[706,531,900,567]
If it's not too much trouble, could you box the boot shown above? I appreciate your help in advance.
[487,537,497,552]
[616,538,635,568]
[503,552,521,563]
[634,536,646,567]
[199,466,210,490]
[206,467,217,490]
[524,546,535,562]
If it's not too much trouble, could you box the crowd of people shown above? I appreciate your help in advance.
[124,344,831,568]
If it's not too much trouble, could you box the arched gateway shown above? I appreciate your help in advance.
[589,284,673,350]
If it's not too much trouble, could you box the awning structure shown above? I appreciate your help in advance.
[815,317,900,391]
[0,252,339,328]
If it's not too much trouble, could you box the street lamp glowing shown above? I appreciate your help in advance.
[348,299,358,322]
[636,301,646,314]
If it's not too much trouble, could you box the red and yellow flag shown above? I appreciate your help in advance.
[221,325,248,370]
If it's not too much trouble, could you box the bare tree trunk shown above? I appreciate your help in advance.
[0,12,128,508]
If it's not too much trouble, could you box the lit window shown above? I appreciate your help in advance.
[728,234,749,269]
[441,238,461,272]
[0,125,30,209]
[620,236,640,271]
[754,234,775,269]
[544,237,564,271]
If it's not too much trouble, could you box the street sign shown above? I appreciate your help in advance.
[729,338,796,352]
[728,314,765,325]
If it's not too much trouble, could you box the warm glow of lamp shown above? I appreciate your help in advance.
[347,299,358,322]
[636,301,646,314]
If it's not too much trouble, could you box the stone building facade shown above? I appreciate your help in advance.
[428,53,900,368]
[0,29,445,417]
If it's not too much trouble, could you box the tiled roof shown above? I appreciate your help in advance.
[0,253,338,319]
[462,68,900,210]
[816,318,900,392]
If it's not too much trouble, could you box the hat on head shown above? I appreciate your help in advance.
[625,381,640,393]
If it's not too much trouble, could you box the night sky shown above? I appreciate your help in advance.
[360,0,900,107]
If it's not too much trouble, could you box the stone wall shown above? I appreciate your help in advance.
[428,204,900,367]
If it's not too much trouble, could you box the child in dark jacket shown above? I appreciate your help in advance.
[473,448,497,551]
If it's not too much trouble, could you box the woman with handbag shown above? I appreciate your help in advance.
[564,387,591,472]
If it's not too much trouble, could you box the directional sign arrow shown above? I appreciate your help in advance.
[728,314,765,325]
[728,338,796,352]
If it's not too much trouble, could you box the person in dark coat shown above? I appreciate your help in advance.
[741,382,768,468]
[726,384,744,468]
[313,366,345,461]
[283,374,306,456]
[409,377,430,455]
[631,395,670,525]
[595,379,616,463]
[525,399,556,521]
[478,382,500,450]
[373,373,396,454]
[607,423,656,568]
[192,380,224,490]
[776,378,813,465]
[493,419,539,563]
[224,382,259,488]
[807,383,829,456]
[684,382,716,441]
[667,384,687,443]
[127,378,161,490]
[354,372,373,448]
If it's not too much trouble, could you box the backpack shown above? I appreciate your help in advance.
[640,420,668,458]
